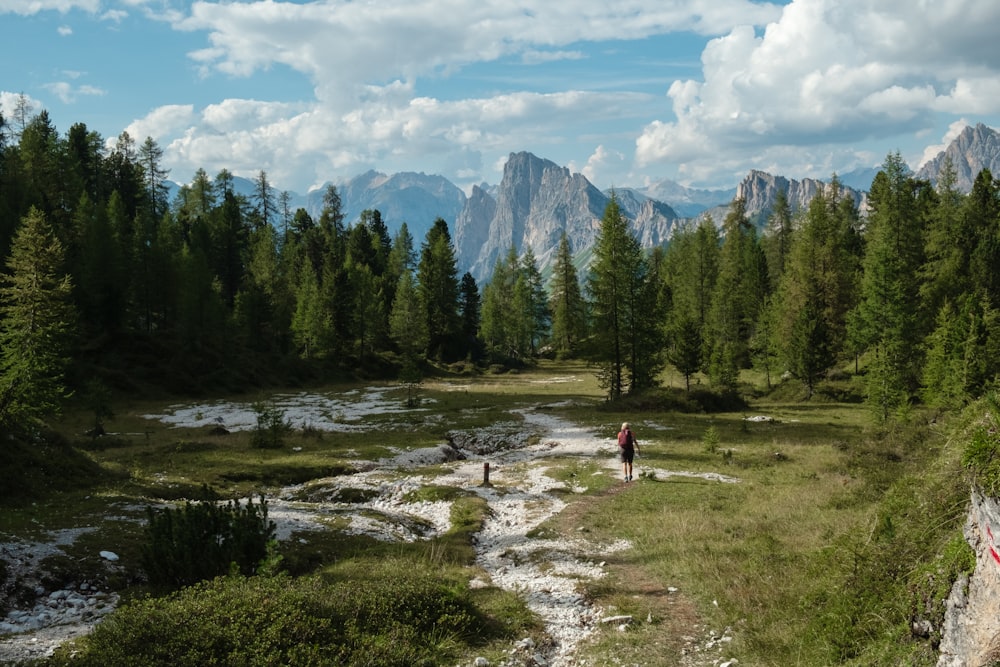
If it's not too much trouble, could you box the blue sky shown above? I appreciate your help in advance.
[2,0,999,196]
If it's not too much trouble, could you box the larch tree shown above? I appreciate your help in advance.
[706,198,767,389]
[848,153,930,422]
[663,218,719,384]
[138,136,170,221]
[0,207,77,430]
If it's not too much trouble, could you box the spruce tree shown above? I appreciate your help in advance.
[417,218,461,362]
[548,232,587,358]
[586,193,660,399]
[0,207,77,429]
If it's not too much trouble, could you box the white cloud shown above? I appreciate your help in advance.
[918,119,970,168]
[575,144,625,185]
[0,0,99,14]
[635,0,1000,186]
[0,91,43,121]
[57,24,71,35]
[521,50,586,65]
[116,104,196,148]
[41,80,104,103]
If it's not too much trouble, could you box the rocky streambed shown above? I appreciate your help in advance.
[1,404,741,666]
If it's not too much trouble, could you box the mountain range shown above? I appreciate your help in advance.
[178,122,1000,283]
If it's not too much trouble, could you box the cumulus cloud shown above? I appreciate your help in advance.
[918,119,970,168]
[635,0,1000,185]
[149,0,781,185]
[576,145,625,186]
[0,0,99,14]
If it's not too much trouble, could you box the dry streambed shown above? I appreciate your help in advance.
[1,395,739,666]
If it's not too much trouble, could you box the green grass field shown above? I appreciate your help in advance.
[1,360,979,666]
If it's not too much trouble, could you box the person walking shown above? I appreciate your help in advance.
[618,422,640,482]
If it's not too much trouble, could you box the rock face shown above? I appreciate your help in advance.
[733,170,864,224]
[918,123,1000,193]
[454,152,682,282]
[307,169,467,242]
[938,488,1000,667]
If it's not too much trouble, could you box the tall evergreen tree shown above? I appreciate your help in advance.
[586,193,660,399]
[0,207,77,429]
[763,188,793,291]
[663,218,719,382]
[772,184,858,396]
[848,153,930,421]
[458,272,481,359]
[138,136,170,221]
[548,231,587,358]
[705,198,766,389]
[417,218,461,362]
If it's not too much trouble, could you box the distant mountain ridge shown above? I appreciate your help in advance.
[917,123,1000,192]
[167,122,1000,282]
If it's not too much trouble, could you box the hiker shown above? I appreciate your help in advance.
[618,422,640,482]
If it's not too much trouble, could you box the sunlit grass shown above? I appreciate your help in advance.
[15,363,975,666]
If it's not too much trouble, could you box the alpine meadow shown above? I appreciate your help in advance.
[2,109,1000,666]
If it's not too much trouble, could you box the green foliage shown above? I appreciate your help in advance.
[141,494,278,590]
[702,425,720,453]
[0,206,77,430]
[51,565,515,667]
[586,192,664,399]
[961,395,1000,495]
[547,231,587,358]
[251,400,291,449]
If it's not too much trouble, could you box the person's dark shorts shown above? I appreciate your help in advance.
[619,448,634,464]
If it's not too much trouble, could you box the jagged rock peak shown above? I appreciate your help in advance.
[735,170,863,221]
[917,123,1000,193]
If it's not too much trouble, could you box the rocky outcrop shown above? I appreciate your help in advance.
[307,169,467,242]
[734,170,864,224]
[457,152,609,281]
[454,152,684,282]
[918,123,1000,193]
[938,488,1000,666]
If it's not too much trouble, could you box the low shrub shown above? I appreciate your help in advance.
[141,495,277,590]
[50,568,507,667]
[251,401,291,449]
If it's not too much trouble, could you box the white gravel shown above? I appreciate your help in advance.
[1,393,741,666]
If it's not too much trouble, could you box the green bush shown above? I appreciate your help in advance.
[50,569,497,667]
[141,495,277,590]
[251,401,291,448]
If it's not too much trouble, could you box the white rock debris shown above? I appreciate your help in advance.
[2,390,743,666]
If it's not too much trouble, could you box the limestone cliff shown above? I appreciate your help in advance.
[938,489,1000,666]
[918,123,1000,193]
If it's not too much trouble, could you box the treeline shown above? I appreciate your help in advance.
[1,103,999,431]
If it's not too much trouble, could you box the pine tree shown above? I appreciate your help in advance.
[138,136,170,220]
[458,272,480,359]
[390,269,429,401]
[417,218,461,362]
[548,232,587,358]
[663,218,719,382]
[849,153,930,421]
[586,193,659,399]
[0,207,77,429]
[706,198,766,389]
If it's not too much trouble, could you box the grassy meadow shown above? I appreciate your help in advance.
[0,360,979,666]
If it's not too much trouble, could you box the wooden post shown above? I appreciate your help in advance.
[483,462,490,486]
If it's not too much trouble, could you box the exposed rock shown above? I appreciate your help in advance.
[733,169,864,224]
[938,488,1000,667]
[918,123,1000,193]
